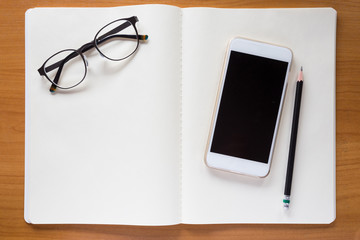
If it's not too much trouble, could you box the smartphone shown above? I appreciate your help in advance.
[205,37,292,177]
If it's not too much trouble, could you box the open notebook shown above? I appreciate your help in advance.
[25,5,336,225]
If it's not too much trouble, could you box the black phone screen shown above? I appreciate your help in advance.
[210,51,289,163]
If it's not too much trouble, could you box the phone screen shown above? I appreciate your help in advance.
[210,51,289,163]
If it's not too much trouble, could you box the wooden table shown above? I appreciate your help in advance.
[0,0,359,239]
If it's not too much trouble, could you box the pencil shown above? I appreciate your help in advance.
[283,66,303,209]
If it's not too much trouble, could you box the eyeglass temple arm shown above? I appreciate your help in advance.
[50,64,65,92]
[95,19,148,42]
[38,50,79,75]
[96,19,134,42]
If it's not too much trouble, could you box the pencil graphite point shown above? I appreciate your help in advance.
[298,67,303,82]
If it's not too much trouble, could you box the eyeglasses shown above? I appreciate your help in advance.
[38,16,148,92]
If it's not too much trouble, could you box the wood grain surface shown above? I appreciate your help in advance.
[0,0,359,239]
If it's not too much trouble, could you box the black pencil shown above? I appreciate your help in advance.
[283,66,303,209]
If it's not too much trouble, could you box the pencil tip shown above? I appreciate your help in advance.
[297,66,304,82]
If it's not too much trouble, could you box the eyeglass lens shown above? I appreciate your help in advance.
[95,19,139,61]
[44,49,87,89]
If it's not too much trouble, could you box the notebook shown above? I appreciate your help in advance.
[25,4,337,225]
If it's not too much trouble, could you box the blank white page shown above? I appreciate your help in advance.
[25,5,182,225]
[181,7,336,223]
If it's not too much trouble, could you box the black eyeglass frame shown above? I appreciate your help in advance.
[38,16,148,92]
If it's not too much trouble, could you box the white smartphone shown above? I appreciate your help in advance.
[205,37,292,177]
